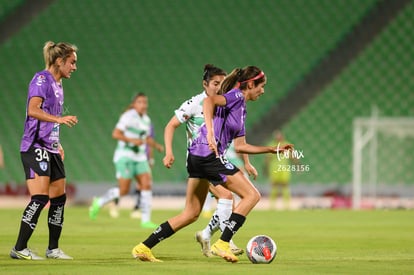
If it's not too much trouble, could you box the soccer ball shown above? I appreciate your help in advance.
[246,235,277,264]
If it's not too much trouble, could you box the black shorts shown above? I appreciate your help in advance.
[186,153,239,185]
[21,146,65,181]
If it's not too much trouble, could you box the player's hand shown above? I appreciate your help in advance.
[59,115,78,128]
[58,144,65,161]
[245,163,258,180]
[131,139,144,146]
[273,143,294,154]
[207,131,218,157]
[156,143,164,152]
[163,153,175,169]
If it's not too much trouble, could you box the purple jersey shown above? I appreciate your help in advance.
[189,88,246,157]
[20,70,64,153]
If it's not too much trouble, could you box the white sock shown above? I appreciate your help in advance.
[98,187,120,207]
[202,193,214,212]
[140,190,152,223]
[216,199,233,232]
[202,213,219,240]
[202,198,233,239]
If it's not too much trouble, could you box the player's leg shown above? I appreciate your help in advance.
[11,148,51,260]
[130,182,141,219]
[134,160,156,228]
[132,178,209,261]
[209,185,243,255]
[46,171,72,259]
[135,173,156,228]
[89,179,128,219]
[198,186,229,236]
[89,159,132,219]
[196,184,244,256]
[211,172,260,262]
[201,191,214,218]
[11,174,49,260]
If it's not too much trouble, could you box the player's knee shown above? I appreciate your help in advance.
[250,188,261,205]
[220,190,233,200]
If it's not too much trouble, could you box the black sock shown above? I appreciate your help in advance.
[15,194,49,250]
[143,221,174,248]
[48,194,66,250]
[134,190,141,210]
[220,213,246,242]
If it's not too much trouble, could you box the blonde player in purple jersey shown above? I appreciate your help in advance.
[132,66,293,263]
[10,41,78,260]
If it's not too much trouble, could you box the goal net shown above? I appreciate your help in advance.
[352,116,414,209]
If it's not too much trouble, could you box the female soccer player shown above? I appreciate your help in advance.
[162,64,255,257]
[10,41,78,260]
[132,66,292,262]
[89,93,163,229]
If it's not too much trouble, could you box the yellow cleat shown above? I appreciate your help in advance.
[210,239,238,263]
[132,243,162,262]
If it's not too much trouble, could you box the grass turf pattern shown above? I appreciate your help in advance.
[0,207,413,274]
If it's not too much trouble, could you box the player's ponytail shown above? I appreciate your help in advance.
[218,68,242,94]
[43,41,77,69]
[219,66,265,94]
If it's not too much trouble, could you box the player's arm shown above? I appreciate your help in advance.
[203,95,226,156]
[112,128,144,146]
[28,96,78,127]
[146,136,164,152]
[163,116,181,168]
[241,153,258,180]
[233,136,292,154]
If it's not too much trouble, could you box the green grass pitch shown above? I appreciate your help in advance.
[0,206,413,274]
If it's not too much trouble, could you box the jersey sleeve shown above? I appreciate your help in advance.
[223,90,243,107]
[174,96,196,123]
[237,125,246,137]
[28,73,49,100]
[115,111,130,132]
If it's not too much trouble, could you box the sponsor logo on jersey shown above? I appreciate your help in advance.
[36,75,46,86]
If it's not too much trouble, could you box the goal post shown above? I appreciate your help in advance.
[352,116,414,209]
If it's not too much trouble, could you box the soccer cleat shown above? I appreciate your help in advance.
[89,197,100,220]
[130,209,141,219]
[195,231,212,257]
[10,247,44,260]
[132,243,162,262]
[141,221,158,229]
[46,248,73,260]
[211,239,238,263]
[230,240,244,256]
